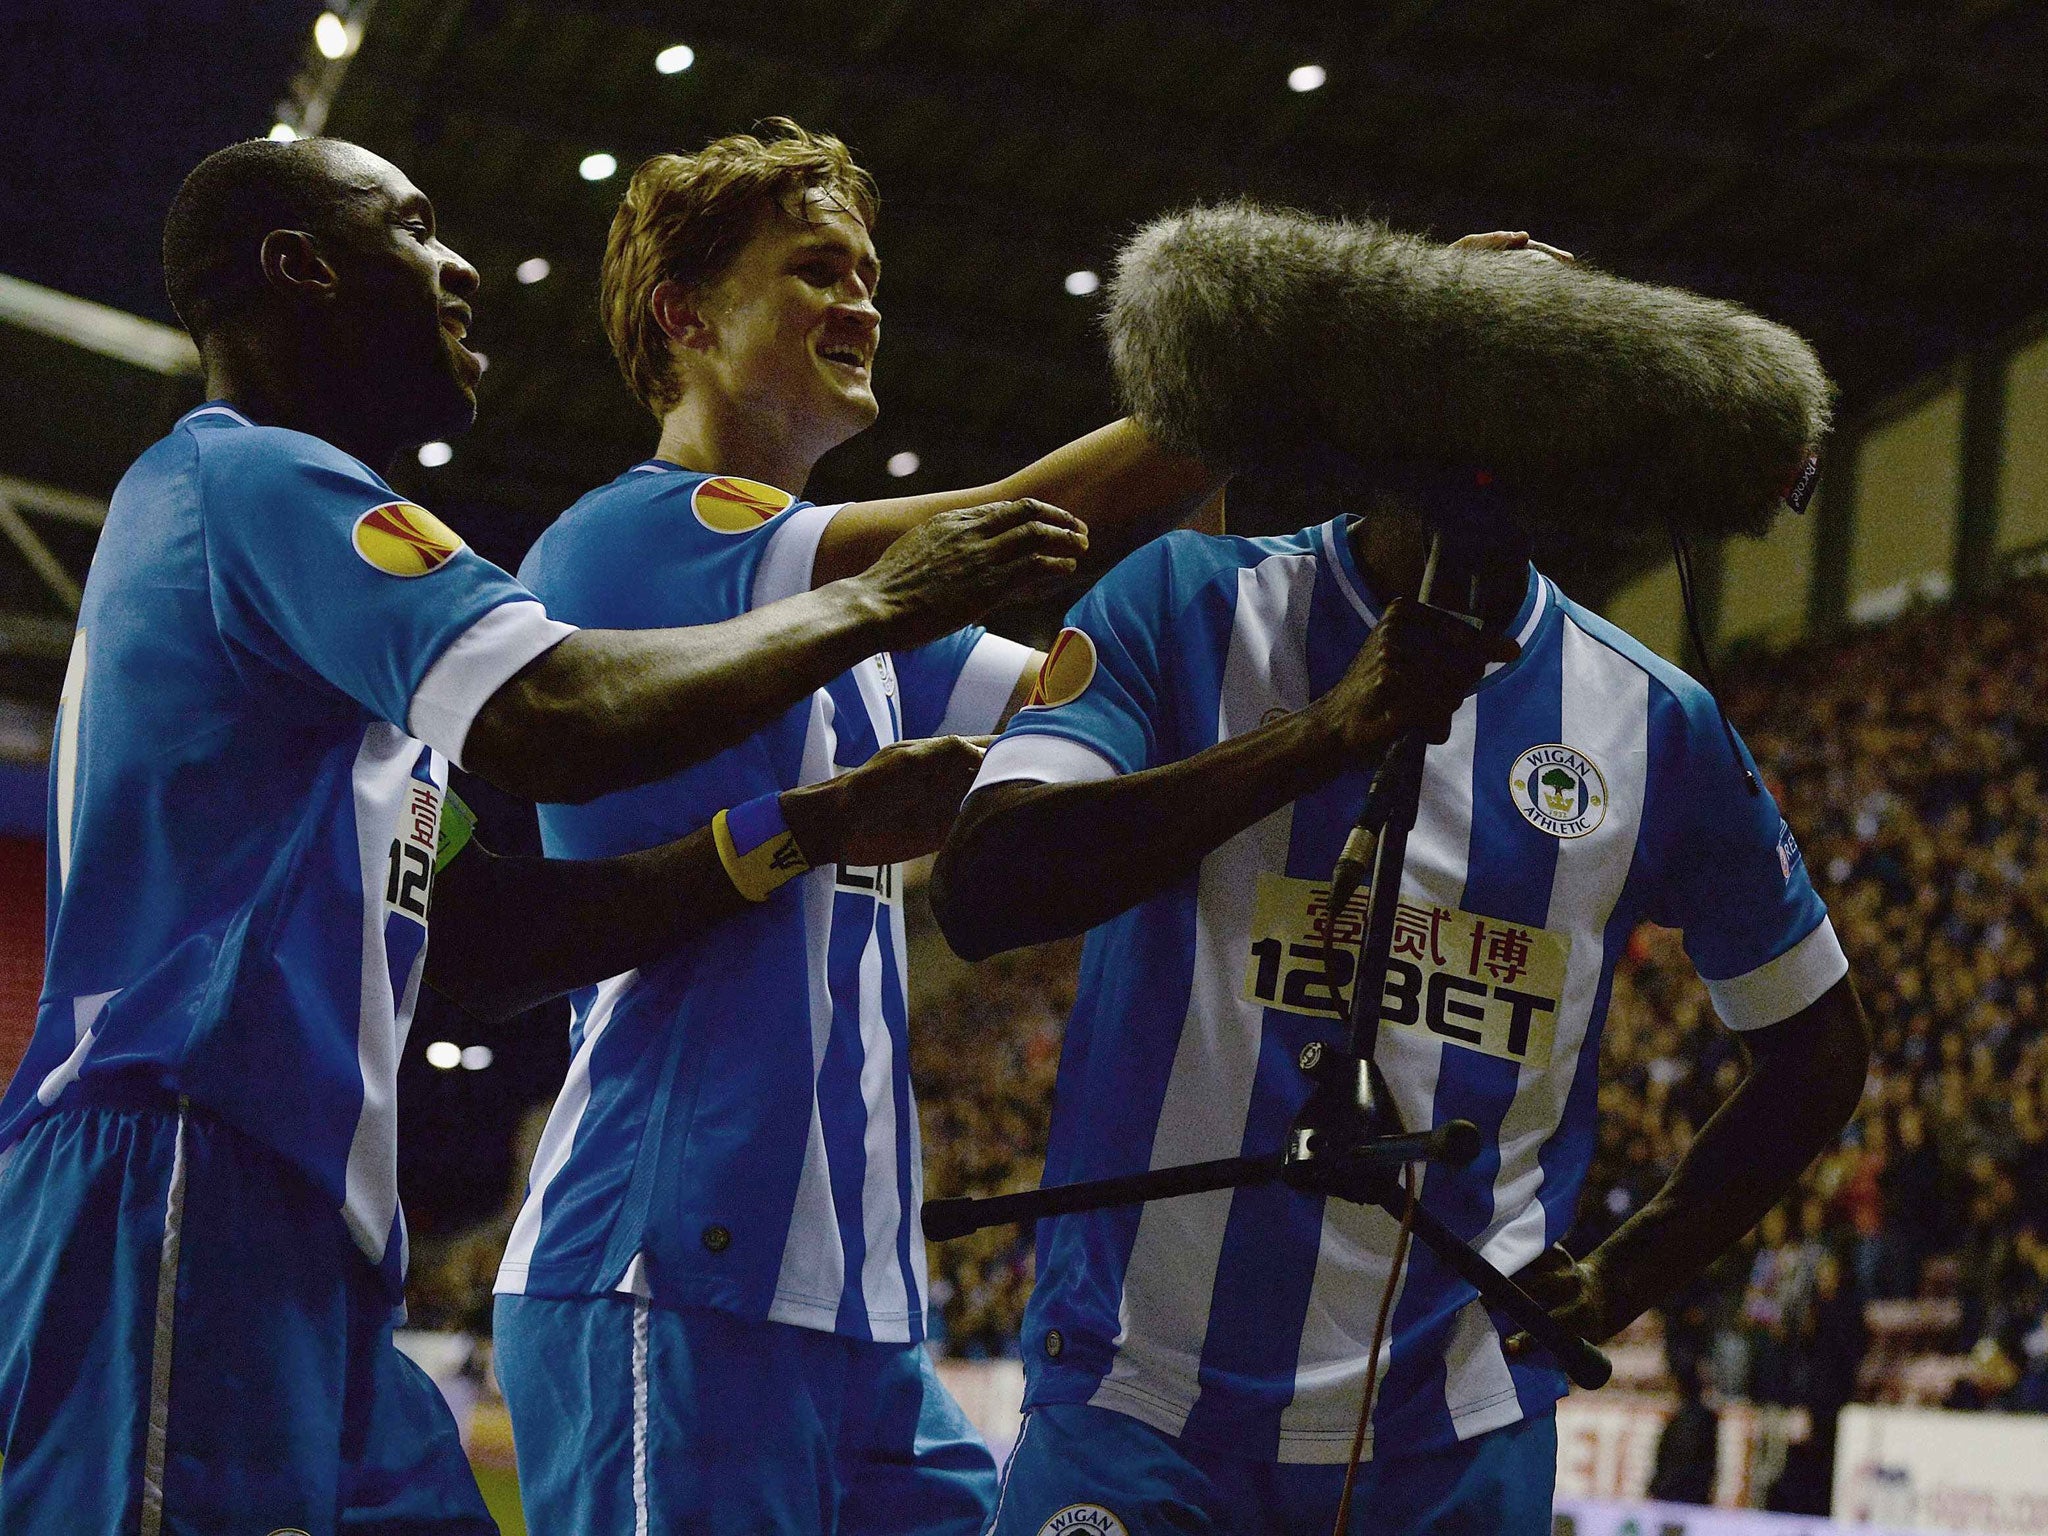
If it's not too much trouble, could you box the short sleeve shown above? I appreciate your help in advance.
[1648,710,1847,1031]
[980,535,1182,783]
[198,431,567,752]
[894,629,1034,740]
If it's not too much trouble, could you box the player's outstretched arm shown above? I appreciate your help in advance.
[464,499,1085,805]
[932,599,1516,960]
[427,735,993,1022]
[1505,976,1872,1355]
[812,419,1223,587]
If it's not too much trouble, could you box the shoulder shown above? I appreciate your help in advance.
[1550,588,1717,727]
[1091,525,1308,623]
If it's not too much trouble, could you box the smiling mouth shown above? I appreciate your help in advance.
[817,342,871,374]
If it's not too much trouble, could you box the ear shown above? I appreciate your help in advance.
[260,229,338,302]
[650,278,713,352]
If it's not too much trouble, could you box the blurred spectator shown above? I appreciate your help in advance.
[1649,1351,1719,1505]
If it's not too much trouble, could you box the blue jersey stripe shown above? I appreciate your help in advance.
[877,914,924,1340]
[819,902,879,1340]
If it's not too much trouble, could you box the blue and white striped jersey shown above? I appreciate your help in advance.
[973,518,1846,1463]
[494,464,1031,1342]
[0,404,572,1295]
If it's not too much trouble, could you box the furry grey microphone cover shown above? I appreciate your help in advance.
[1107,202,1834,545]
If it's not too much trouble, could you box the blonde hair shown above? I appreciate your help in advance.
[601,117,879,417]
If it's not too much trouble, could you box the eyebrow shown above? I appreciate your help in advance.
[790,237,880,284]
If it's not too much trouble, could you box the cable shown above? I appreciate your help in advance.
[1671,529,1760,797]
[1331,1160,1418,1536]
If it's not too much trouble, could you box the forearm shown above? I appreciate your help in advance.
[1582,980,1869,1329]
[815,420,1223,586]
[985,418,1224,567]
[423,782,851,1023]
[424,829,740,1023]
[464,581,889,804]
[932,707,1350,959]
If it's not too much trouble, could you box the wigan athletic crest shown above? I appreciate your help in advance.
[1509,743,1607,838]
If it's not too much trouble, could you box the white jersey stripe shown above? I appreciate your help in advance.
[1481,617,1651,1287]
[138,1103,188,1536]
[496,969,640,1290]
[1278,698,1478,1458]
[1090,552,1317,1435]
[769,691,851,1328]
[854,919,910,1337]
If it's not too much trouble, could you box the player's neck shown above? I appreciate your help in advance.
[202,339,398,467]
[653,395,819,497]
[1349,508,1528,630]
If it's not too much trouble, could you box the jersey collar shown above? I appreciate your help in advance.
[1319,515,1551,690]
[179,401,256,430]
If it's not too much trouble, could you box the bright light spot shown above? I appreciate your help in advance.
[461,1044,494,1071]
[425,1040,461,1070]
[313,11,353,59]
[580,152,618,182]
[516,256,551,285]
[1288,63,1327,93]
[268,122,299,142]
[1064,269,1100,297]
[417,441,452,468]
[655,43,695,74]
[886,451,920,478]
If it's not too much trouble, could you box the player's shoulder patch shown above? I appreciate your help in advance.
[352,501,464,577]
[691,474,796,534]
[1036,1506,1128,1536]
[1027,627,1098,708]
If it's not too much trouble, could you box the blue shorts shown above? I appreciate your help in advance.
[987,1401,1556,1536]
[494,1292,997,1535]
[0,1098,493,1536]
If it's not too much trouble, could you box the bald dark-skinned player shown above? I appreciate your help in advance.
[0,136,1085,1535]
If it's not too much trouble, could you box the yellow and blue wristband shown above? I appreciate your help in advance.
[713,792,812,902]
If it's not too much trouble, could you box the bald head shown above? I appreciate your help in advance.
[162,137,391,345]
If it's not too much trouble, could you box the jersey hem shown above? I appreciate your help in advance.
[1035,1362,1560,1466]
[491,1261,924,1340]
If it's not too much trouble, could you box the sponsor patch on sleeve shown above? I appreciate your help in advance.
[1026,627,1098,708]
[691,475,795,534]
[352,501,464,577]
[1777,818,1803,883]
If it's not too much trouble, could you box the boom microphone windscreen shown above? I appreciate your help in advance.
[1107,202,1834,548]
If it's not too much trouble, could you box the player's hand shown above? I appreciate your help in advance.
[1314,597,1519,762]
[855,499,1089,650]
[1503,1243,1619,1360]
[1452,229,1575,264]
[781,735,993,868]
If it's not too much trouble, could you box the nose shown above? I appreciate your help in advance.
[834,299,880,336]
[440,243,481,300]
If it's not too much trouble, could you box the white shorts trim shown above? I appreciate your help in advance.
[1705,915,1850,1031]
[139,1104,190,1536]
[407,600,577,766]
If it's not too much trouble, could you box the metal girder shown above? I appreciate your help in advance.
[0,475,106,528]
[0,611,76,662]
[0,503,81,614]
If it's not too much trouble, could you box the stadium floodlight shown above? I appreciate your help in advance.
[656,43,695,74]
[516,256,551,285]
[425,1040,461,1070]
[268,122,299,142]
[417,441,452,468]
[1288,63,1327,92]
[886,451,920,478]
[1064,269,1101,297]
[313,11,354,60]
[580,152,618,182]
[460,1045,494,1071]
